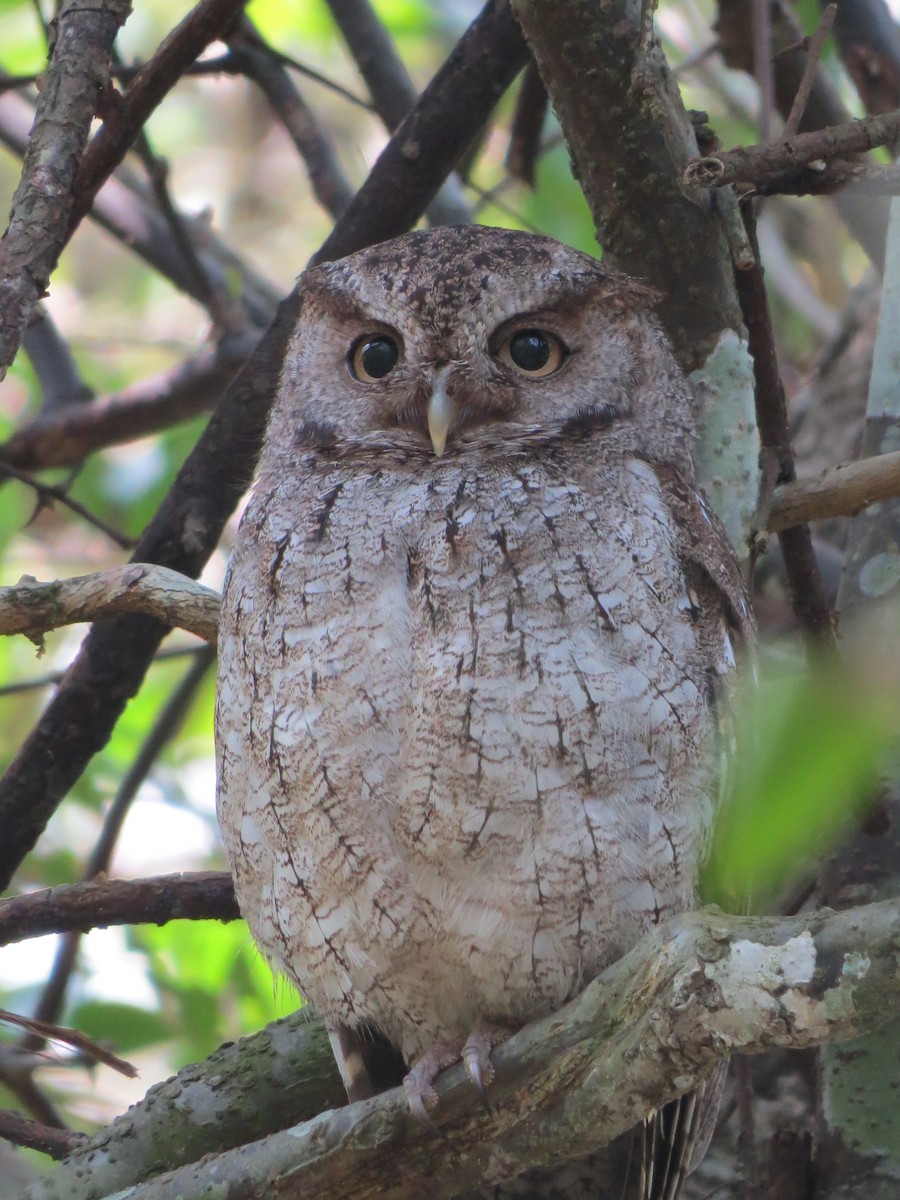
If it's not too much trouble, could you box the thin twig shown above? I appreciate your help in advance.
[228,18,355,221]
[752,0,774,140]
[130,124,247,334]
[736,202,835,650]
[0,871,238,945]
[0,644,206,697]
[782,3,837,138]
[0,463,135,549]
[1,1011,137,1077]
[25,648,216,1040]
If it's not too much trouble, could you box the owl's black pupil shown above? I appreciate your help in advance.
[360,337,399,378]
[509,330,550,371]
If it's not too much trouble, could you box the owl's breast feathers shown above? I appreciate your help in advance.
[216,453,739,1048]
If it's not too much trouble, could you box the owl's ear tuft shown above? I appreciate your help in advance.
[595,274,663,314]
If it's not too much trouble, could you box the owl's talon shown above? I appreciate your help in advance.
[404,1085,438,1129]
[462,1023,502,1109]
[403,1038,461,1121]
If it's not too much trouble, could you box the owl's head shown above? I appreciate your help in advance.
[267,226,696,473]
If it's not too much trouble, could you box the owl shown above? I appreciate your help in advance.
[215,225,752,1198]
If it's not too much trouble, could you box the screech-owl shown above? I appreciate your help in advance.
[215,225,752,1198]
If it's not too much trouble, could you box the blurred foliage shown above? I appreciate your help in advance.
[0,0,895,1151]
[702,633,900,912]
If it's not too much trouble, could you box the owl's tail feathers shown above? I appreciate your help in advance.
[328,1023,407,1104]
[640,1062,729,1200]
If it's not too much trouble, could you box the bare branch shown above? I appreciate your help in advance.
[0,339,254,472]
[0,565,221,647]
[685,106,900,188]
[736,205,835,649]
[0,872,238,945]
[70,0,251,233]
[227,20,355,221]
[0,463,135,549]
[0,0,131,379]
[767,451,900,533]
[782,3,837,139]
[0,1011,137,1078]
[25,900,900,1197]
[0,1109,86,1161]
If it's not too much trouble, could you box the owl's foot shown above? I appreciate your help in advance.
[403,1038,463,1122]
[403,1023,508,1122]
[461,1022,503,1100]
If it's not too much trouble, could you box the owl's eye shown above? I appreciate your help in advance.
[350,335,401,382]
[499,329,566,377]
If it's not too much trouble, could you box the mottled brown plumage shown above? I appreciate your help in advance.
[215,226,751,1197]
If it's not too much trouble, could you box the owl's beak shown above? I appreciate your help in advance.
[426,370,456,457]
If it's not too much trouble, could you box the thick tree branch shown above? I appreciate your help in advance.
[23,901,900,1200]
[0,566,220,647]
[0,0,131,379]
[0,872,238,945]
[511,0,743,371]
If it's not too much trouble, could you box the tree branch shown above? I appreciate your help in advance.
[24,900,900,1199]
[0,0,131,379]
[511,0,743,371]
[0,566,220,648]
[0,872,237,946]
[0,340,254,472]
[767,450,900,533]
[685,106,900,188]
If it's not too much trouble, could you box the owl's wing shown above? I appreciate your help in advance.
[638,462,752,1200]
[651,461,755,650]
